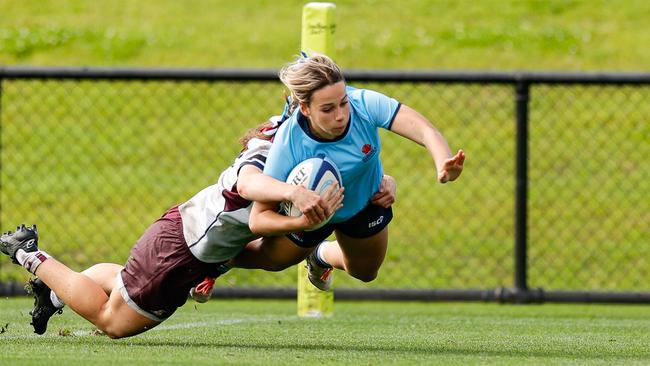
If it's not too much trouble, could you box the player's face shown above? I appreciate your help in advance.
[301,81,350,140]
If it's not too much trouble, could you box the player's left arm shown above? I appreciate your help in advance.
[390,104,465,183]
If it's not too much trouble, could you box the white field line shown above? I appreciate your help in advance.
[154,315,299,331]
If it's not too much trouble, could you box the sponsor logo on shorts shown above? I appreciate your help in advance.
[291,231,305,242]
[368,215,384,229]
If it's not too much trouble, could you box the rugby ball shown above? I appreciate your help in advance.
[281,155,343,231]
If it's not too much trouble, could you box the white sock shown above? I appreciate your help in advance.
[315,242,332,268]
[50,290,65,309]
[15,249,51,274]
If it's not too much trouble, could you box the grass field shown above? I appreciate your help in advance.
[1,298,650,365]
[1,0,649,70]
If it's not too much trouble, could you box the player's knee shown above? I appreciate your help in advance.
[96,319,138,339]
[100,325,125,339]
[105,331,124,339]
[96,321,131,339]
[351,270,378,283]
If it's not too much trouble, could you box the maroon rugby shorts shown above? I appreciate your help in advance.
[119,206,221,320]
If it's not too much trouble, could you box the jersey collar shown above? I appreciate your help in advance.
[297,110,351,143]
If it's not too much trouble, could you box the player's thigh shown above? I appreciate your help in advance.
[82,263,124,295]
[96,287,161,339]
[260,235,313,266]
[334,227,388,268]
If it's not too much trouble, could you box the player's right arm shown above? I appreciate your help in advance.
[237,165,330,223]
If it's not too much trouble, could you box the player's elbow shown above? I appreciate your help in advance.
[236,180,254,201]
[248,215,269,236]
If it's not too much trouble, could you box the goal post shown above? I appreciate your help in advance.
[296,2,336,318]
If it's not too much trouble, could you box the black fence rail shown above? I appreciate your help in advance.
[1,67,648,303]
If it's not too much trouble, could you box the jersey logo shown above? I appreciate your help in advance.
[361,143,376,162]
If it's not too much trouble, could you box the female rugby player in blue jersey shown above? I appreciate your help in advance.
[238,53,465,290]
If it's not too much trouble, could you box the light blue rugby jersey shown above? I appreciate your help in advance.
[264,86,401,223]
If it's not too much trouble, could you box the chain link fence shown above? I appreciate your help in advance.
[0,69,648,299]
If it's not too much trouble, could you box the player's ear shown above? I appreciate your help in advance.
[299,102,310,118]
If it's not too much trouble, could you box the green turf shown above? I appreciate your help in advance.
[1,0,649,70]
[1,298,650,365]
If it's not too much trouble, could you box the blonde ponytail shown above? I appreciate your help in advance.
[278,53,344,109]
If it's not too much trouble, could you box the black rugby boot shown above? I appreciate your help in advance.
[0,224,39,264]
[28,278,63,335]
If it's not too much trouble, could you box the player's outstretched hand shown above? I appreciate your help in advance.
[438,149,465,183]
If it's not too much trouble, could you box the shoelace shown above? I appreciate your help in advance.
[194,277,215,295]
